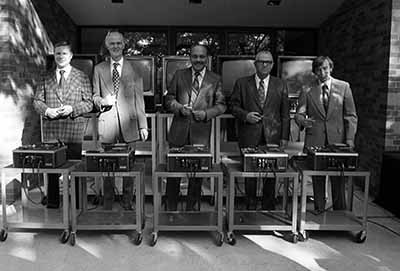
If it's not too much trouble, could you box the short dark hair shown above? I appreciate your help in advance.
[190,44,208,56]
[54,41,73,52]
[312,56,334,73]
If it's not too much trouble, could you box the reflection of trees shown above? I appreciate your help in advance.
[228,33,273,55]
[1,0,54,165]
[286,71,316,95]
[176,32,222,71]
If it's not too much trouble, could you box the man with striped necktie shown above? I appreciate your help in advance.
[165,44,226,211]
[230,51,290,210]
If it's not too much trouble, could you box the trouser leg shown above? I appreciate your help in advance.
[166,177,180,211]
[245,177,257,210]
[262,177,276,210]
[312,176,326,211]
[186,177,203,211]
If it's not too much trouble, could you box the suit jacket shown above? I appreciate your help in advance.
[165,68,226,147]
[33,67,93,143]
[295,77,358,149]
[230,75,290,148]
[93,58,147,143]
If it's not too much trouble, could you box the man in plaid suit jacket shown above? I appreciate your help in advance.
[92,30,148,210]
[33,41,93,208]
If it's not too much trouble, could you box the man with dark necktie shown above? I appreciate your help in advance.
[295,56,358,212]
[230,50,290,210]
[165,44,226,211]
[33,41,93,208]
[93,30,148,210]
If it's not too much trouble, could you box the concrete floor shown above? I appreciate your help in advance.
[0,188,399,271]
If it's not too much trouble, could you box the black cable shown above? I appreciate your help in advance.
[366,219,400,237]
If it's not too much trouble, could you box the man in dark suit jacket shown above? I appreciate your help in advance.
[33,41,93,208]
[93,30,148,210]
[165,44,226,211]
[230,51,290,210]
[295,56,357,212]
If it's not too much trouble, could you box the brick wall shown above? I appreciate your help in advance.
[318,0,392,195]
[0,0,76,166]
[387,0,400,151]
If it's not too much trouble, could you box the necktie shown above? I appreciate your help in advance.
[190,71,200,106]
[322,84,329,112]
[112,63,120,94]
[258,80,266,106]
[59,70,66,88]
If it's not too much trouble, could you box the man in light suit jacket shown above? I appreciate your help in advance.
[230,50,290,210]
[93,30,148,210]
[295,56,358,212]
[33,41,93,208]
[165,44,226,211]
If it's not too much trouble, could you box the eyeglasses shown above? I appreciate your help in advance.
[255,60,274,65]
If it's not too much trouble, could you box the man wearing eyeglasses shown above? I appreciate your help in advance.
[230,50,290,210]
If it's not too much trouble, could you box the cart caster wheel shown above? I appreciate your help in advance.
[134,232,142,245]
[355,230,367,243]
[60,230,70,244]
[227,232,236,245]
[289,233,299,243]
[70,233,76,246]
[150,232,157,246]
[0,229,8,242]
[298,231,308,242]
[216,232,223,246]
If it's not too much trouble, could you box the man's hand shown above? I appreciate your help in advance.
[57,105,73,117]
[246,112,262,124]
[302,116,315,128]
[280,139,288,150]
[140,128,149,142]
[346,139,355,149]
[101,95,116,106]
[192,110,206,121]
[180,105,192,116]
[45,108,61,119]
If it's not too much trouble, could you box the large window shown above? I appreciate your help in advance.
[227,32,275,55]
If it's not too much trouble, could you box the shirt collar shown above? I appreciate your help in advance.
[56,64,72,76]
[192,67,206,78]
[255,74,270,86]
[320,77,332,90]
[111,57,123,68]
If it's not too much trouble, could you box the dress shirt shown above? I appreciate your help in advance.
[255,74,270,98]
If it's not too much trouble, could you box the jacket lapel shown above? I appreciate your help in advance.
[50,71,64,104]
[310,83,326,117]
[192,70,209,106]
[248,76,262,111]
[263,76,276,111]
[101,61,114,95]
[120,58,132,94]
[63,67,76,100]
[183,68,192,102]
[326,78,340,118]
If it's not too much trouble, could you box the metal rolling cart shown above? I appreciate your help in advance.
[224,163,299,245]
[69,163,145,246]
[294,159,370,243]
[151,164,224,246]
[0,160,80,242]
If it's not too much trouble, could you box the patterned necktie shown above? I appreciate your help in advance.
[190,71,200,106]
[258,80,266,106]
[112,62,120,94]
[59,70,66,88]
[322,84,329,112]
